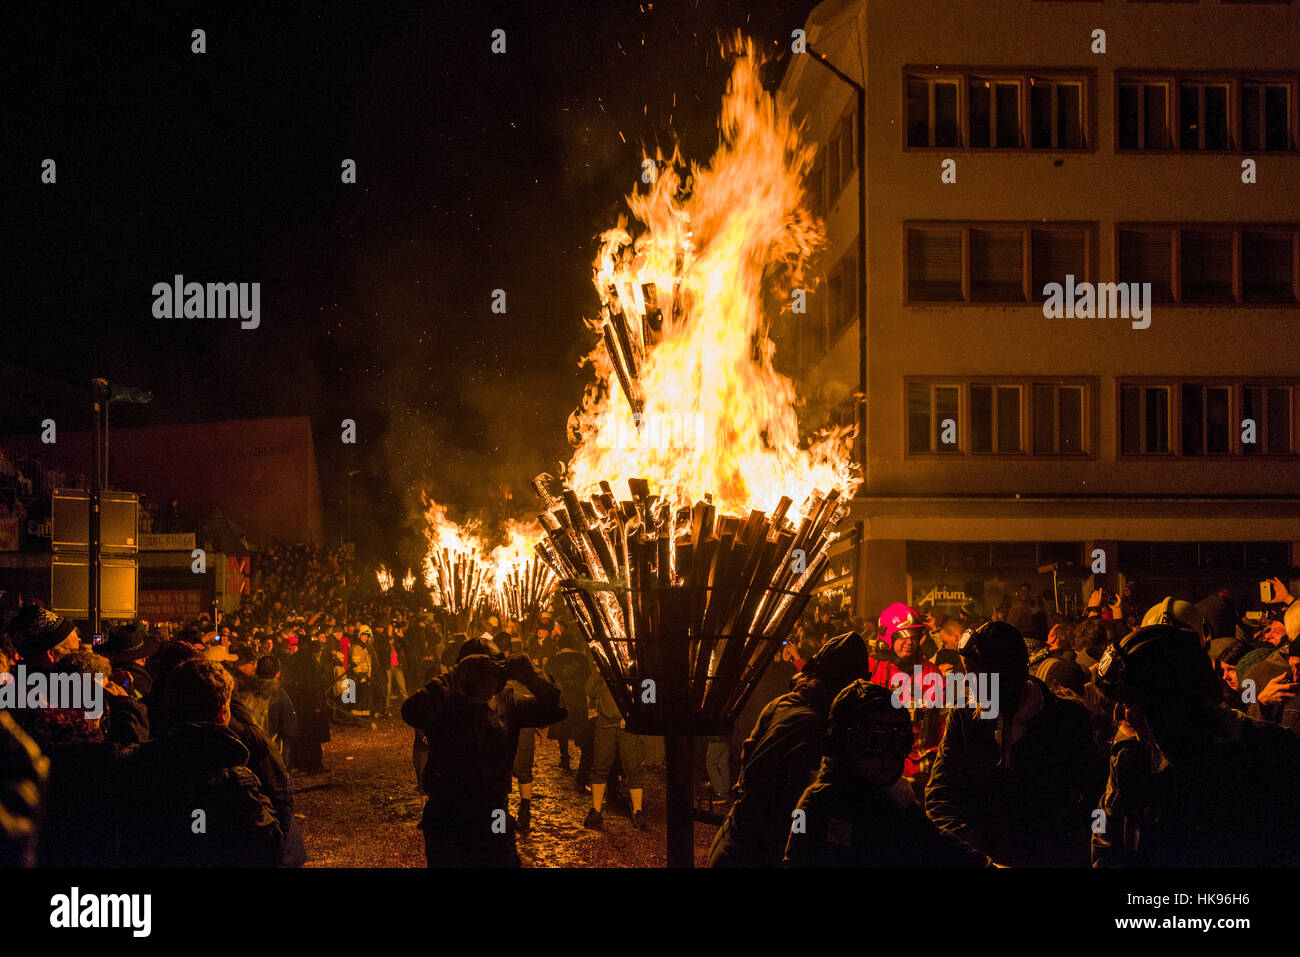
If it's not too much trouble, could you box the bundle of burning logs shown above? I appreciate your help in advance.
[597,264,683,418]
[492,557,558,623]
[424,547,490,619]
[533,474,844,735]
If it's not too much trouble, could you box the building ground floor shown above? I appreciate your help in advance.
[817,495,1300,626]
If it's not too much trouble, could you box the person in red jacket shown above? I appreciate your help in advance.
[869,602,946,794]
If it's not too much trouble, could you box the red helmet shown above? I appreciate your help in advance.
[877,602,927,649]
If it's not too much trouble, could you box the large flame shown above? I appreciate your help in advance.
[489,518,558,620]
[564,41,859,516]
[419,494,489,615]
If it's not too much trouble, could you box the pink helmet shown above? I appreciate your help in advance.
[877,602,927,648]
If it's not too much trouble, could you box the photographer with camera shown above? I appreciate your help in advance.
[400,635,566,868]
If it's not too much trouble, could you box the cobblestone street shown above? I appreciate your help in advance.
[294,715,720,867]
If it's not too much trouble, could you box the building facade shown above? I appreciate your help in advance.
[778,0,1300,619]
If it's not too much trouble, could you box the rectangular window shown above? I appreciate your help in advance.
[1118,228,1175,301]
[908,383,961,453]
[1242,229,1297,302]
[968,79,1024,148]
[1179,82,1231,150]
[1119,80,1171,149]
[1121,385,1170,454]
[1030,79,1084,148]
[827,241,860,341]
[1242,82,1292,151]
[1031,228,1088,297]
[1033,384,1086,454]
[907,228,964,301]
[970,229,1025,301]
[1179,230,1235,302]
[971,384,1023,453]
[1243,386,1294,454]
[1180,384,1233,455]
[907,78,960,147]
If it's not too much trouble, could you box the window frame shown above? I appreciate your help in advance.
[1115,222,1300,306]
[904,377,1097,459]
[1118,378,1300,458]
[1117,71,1299,153]
[905,221,1096,306]
[903,66,1096,152]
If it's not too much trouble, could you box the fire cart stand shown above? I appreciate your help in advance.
[537,478,844,867]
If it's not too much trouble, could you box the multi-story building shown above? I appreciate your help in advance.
[777,0,1300,620]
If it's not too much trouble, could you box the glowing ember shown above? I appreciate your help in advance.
[564,40,859,517]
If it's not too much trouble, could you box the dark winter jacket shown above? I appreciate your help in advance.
[546,647,591,740]
[925,676,1105,867]
[401,657,565,857]
[119,721,284,867]
[709,682,830,868]
[1093,709,1300,867]
[785,760,992,868]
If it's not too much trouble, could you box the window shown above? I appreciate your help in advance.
[907,78,960,147]
[970,229,1025,301]
[1121,385,1171,453]
[907,228,963,301]
[969,79,1023,148]
[1242,229,1296,301]
[1033,384,1086,453]
[1179,82,1231,149]
[1031,228,1088,298]
[826,240,860,342]
[1180,384,1233,454]
[1117,228,1175,301]
[1118,80,1171,149]
[1123,381,1295,456]
[828,102,858,199]
[1179,229,1234,302]
[1243,386,1294,454]
[1030,78,1084,148]
[907,379,1094,456]
[908,222,1094,304]
[908,382,961,453]
[906,69,1089,149]
[1242,82,1292,150]
[1119,224,1300,304]
[1122,74,1297,151]
[971,384,1023,452]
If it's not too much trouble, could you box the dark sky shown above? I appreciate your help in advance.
[3,0,818,560]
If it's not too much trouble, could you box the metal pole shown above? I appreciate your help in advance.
[664,733,694,868]
[89,379,109,637]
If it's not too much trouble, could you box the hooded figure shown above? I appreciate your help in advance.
[785,680,993,868]
[708,631,871,868]
[925,621,1105,868]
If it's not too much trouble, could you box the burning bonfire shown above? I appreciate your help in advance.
[535,41,860,734]
[420,495,490,621]
[489,519,558,623]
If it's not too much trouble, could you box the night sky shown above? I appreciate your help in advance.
[3,0,819,558]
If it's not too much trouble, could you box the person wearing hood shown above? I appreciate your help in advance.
[401,635,566,867]
[708,631,871,868]
[119,658,284,867]
[1092,623,1300,867]
[785,680,994,868]
[926,621,1105,868]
